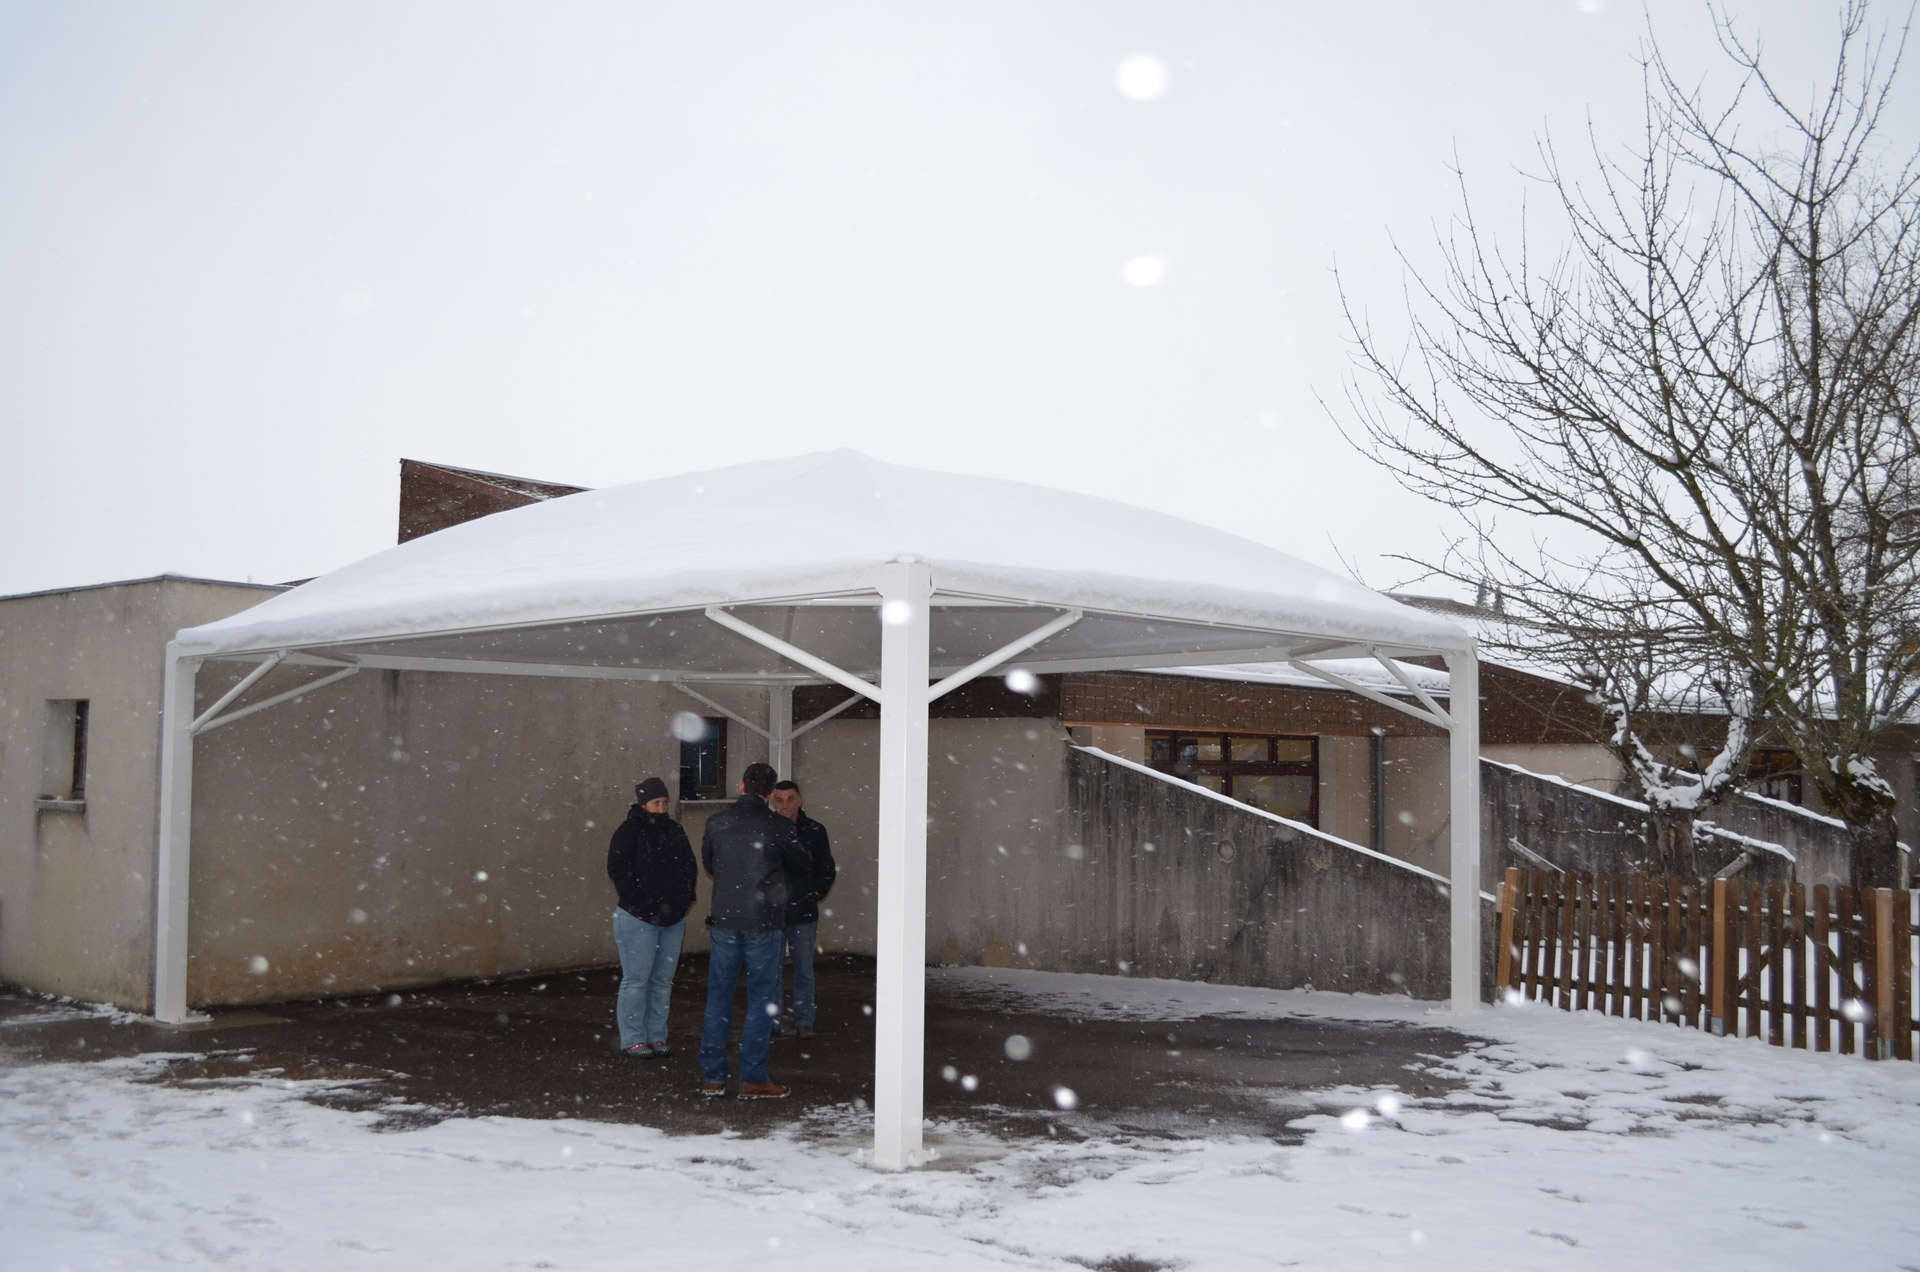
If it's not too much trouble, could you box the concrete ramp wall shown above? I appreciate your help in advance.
[1064,747,1488,1000]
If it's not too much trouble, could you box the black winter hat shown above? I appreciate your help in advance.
[635,777,671,804]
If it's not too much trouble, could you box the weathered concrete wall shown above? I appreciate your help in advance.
[1063,749,1467,998]
[186,668,786,1006]
[781,716,1073,965]
[0,579,280,1007]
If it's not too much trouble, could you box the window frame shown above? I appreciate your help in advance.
[678,715,730,803]
[1145,730,1319,825]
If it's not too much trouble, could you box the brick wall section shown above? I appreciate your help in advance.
[1060,671,1446,739]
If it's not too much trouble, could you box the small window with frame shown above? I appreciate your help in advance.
[38,699,89,809]
[678,715,729,802]
[1146,730,1318,825]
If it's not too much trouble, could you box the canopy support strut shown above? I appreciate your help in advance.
[1287,657,1449,729]
[925,610,1080,703]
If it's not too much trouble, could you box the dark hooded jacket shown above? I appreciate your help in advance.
[701,794,810,932]
[782,812,837,926]
[606,806,698,927]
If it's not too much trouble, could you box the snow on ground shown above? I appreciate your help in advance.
[6,970,1919,1271]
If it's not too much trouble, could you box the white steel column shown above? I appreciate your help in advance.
[1444,649,1482,1013]
[769,684,794,779]
[872,562,932,1167]
[153,643,200,1023]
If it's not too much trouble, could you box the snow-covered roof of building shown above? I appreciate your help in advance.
[177,450,1470,677]
[1148,657,1452,698]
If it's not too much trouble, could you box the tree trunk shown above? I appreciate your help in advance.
[1645,809,1698,877]
[1847,805,1906,889]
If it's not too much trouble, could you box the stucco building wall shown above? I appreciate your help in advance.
[0,578,279,1006]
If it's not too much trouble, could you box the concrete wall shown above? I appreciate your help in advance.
[1062,749,1470,997]
[0,579,278,1006]
[185,669,796,1007]
[781,716,1073,967]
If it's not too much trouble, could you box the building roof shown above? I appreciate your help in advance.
[0,573,287,605]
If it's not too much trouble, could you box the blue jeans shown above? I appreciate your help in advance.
[613,909,685,1048]
[779,921,819,1029]
[699,929,781,1084]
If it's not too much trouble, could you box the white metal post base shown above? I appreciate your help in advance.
[871,563,932,1168]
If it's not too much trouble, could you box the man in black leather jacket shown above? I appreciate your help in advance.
[606,776,698,1057]
[696,762,810,1099]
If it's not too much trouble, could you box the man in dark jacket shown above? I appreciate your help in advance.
[769,779,836,1039]
[696,762,810,1099]
[606,776,698,1058]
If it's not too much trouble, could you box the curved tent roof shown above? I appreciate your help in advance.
[178,450,1469,677]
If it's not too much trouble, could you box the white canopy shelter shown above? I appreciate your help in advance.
[157,449,1479,1167]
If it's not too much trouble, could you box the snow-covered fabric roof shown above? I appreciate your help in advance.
[178,451,1469,672]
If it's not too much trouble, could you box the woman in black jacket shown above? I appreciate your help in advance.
[607,777,698,1057]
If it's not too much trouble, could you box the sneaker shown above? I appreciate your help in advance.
[621,1042,654,1058]
[736,1082,789,1101]
[699,1080,729,1098]
[796,1026,816,1040]
[774,1022,796,1040]
[648,1041,672,1057]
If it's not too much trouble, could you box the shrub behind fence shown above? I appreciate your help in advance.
[1495,868,1916,1061]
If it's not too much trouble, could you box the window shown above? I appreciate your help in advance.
[1147,731,1318,824]
[1747,749,1802,804]
[678,715,728,802]
[39,699,89,807]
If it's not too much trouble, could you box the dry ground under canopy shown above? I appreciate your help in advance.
[4,960,1918,1270]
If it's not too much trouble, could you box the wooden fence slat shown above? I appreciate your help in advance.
[1765,881,1784,1046]
[1838,886,1856,1056]
[1653,877,1672,1022]
[1628,871,1643,1021]
[1558,871,1575,1009]
[1679,878,1699,1029]
[1897,888,1915,1062]
[1814,884,1832,1053]
[1576,873,1596,1012]
[1496,868,1520,992]
[1523,870,1546,1001]
[1750,882,1762,1040]
[1598,873,1617,1016]
[1788,883,1806,1050]
[1871,888,1895,1062]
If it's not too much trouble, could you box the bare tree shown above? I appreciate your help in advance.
[1335,2,1920,886]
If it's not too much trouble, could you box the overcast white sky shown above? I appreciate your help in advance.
[1,1,1904,598]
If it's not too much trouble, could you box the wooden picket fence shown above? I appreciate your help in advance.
[1495,868,1917,1061]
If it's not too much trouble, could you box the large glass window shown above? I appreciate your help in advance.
[1146,731,1318,824]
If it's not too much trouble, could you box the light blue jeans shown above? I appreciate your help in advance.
[613,908,686,1048]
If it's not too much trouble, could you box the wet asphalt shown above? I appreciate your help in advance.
[0,956,1483,1146]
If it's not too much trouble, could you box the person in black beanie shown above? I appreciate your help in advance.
[607,776,698,1057]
